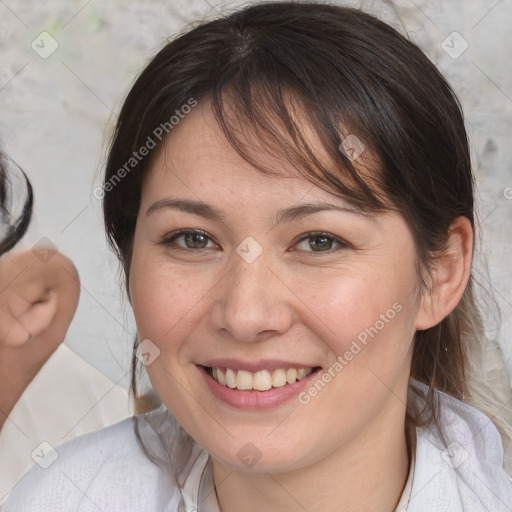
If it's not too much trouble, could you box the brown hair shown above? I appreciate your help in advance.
[102,1,500,467]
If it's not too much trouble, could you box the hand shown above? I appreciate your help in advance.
[0,248,80,428]
[0,249,79,348]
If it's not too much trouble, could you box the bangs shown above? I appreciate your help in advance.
[208,68,392,214]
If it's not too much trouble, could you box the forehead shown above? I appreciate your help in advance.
[142,97,381,211]
[136,99,413,253]
[139,106,386,238]
[144,100,319,198]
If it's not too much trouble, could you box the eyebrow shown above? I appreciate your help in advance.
[145,198,374,224]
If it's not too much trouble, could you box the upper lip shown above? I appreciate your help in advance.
[199,359,320,372]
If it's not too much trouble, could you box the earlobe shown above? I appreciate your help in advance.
[0,309,31,347]
[415,217,473,331]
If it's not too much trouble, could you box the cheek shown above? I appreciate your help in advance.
[296,263,418,370]
[129,253,198,344]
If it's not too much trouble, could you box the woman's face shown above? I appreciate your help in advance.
[129,100,426,473]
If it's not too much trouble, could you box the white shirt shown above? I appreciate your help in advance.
[3,382,512,511]
[0,344,132,506]
[182,441,416,512]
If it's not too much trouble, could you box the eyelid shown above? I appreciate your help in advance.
[290,231,351,253]
[160,228,351,254]
[160,228,219,250]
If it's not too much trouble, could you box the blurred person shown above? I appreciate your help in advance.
[0,150,132,505]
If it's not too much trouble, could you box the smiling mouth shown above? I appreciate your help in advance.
[205,366,321,391]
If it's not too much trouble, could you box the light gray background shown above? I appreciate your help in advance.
[1,0,511,389]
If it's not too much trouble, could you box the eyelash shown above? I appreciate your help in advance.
[159,229,350,254]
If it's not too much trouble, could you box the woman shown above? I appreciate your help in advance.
[5,3,512,511]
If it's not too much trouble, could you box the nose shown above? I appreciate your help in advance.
[208,249,295,343]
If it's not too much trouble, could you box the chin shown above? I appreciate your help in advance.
[206,436,314,475]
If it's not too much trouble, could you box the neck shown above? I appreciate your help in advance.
[212,398,411,512]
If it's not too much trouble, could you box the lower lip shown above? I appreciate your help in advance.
[198,366,321,410]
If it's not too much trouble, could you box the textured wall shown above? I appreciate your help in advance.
[1,0,511,386]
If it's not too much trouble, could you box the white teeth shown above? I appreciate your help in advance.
[210,366,314,391]
[225,368,237,388]
[236,370,253,390]
[253,370,272,391]
[217,369,226,385]
[271,368,287,388]
[286,368,297,384]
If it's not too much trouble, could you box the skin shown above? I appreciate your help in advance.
[129,100,473,512]
[0,249,80,430]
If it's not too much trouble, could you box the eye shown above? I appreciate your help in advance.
[292,232,349,253]
[160,229,218,251]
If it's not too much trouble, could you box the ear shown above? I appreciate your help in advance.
[0,290,59,348]
[415,216,473,331]
[0,250,80,351]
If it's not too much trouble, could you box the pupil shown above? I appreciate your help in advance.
[185,233,207,248]
[310,236,331,251]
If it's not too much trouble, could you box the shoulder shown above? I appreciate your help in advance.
[3,406,183,512]
[408,381,512,512]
